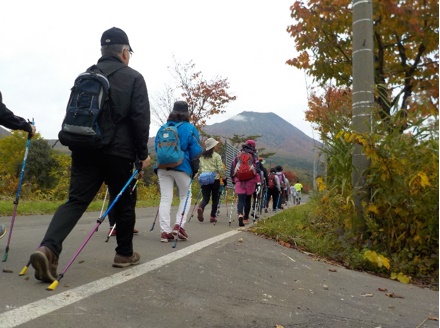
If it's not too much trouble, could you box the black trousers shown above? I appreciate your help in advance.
[41,150,137,257]
[237,194,252,219]
[266,188,280,210]
[199,179,221,217]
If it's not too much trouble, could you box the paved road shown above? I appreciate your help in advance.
[0,196,437,328]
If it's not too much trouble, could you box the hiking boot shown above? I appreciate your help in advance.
[0,224,6,239]
[30,246,58,283]
[108,229,117,237]
[160,232,174,243]
[112,252,140,268]
[197,207,204,222]
[238,215,244,227]
[210,217,217,223]
[172,224,188,240]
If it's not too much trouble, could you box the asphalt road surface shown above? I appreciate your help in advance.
[0,195,438,328]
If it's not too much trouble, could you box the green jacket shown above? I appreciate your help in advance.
[199,152,225,180]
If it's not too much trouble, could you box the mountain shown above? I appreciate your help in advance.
[203,111,321,174]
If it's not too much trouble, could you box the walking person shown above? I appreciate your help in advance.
[290,183,297,205]
[197,138,226,223]
[265,168,281,212]
[29,27,151,283]
[155,101,202,242]
[251,157,268,218]
[0,91,37,239]
[294,179,304,205]
[230,140,261,226]
[275,165,287,209]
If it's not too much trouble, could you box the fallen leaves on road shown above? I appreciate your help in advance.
[329,268,337,272]
[2,269,13,273]
[360,293,374,297]
[377,288,404,298]
[275,325,285,328]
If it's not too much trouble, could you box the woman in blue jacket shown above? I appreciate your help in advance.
[154,101,202,242]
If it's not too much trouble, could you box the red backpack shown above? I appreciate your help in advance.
[267,174,277,189]
[234,151,256,181]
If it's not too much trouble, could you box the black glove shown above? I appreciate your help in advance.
[191,171,197,179]
[154,168,158,175]
[223,178,228,186]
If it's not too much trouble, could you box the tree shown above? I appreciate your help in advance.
[155,57,236,129]
[150,83,176,127]
[287,0,439,129]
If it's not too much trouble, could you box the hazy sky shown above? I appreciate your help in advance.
[1,0,316,140]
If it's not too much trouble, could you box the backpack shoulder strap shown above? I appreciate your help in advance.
[93,63,126,78]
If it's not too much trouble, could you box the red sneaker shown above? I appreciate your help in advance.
[210,217,217,223]
[160,232,174,243]
[172,224,188,240]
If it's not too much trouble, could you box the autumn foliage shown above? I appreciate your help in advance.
[286,0,439,284]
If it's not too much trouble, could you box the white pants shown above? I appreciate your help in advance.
[157,169,192,233]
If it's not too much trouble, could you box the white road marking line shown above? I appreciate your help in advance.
[0,230,240,327]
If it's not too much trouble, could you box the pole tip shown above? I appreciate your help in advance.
[19,266,28,276]
[47,280,59,291]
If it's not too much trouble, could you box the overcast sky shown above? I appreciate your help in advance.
[1,0,316,141]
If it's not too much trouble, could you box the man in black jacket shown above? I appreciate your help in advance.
[0,91,36,238]
[29,27,151,283]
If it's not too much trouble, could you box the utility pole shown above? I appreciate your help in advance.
[352,0,374,232]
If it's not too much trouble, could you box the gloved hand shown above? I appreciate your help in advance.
[191,171,197,179]
[256,183,261,194]
[223,178,228,187]
[154,168,158,175]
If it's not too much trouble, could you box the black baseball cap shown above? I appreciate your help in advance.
[101,27,133,52]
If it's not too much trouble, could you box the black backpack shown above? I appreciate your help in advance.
[58,65,122,150]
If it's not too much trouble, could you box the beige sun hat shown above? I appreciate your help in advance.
[205,138,219,151]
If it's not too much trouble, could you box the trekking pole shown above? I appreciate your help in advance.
[149,207,159,231]
[228,191,235,227]
[188,189,202,223]
[213,186,225,225]
[224,189,229,217]
[172,179,193,249]
[252,186,261,224]
[46,165,141,291]
[2,122,33,262]
[105,180,138,242]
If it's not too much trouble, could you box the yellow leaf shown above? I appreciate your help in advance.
[391,272,411,284]
[367,204,379,215]
[377,254,391,270]
[418,172,431,187]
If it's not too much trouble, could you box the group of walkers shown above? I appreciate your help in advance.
[0,27,303,285]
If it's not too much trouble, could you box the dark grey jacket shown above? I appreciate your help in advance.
[96,55,150,161]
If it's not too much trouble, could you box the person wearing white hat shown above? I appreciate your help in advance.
[197,138,226,223]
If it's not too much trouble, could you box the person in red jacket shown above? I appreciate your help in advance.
[0,91,36,239]
[230,140,261,226]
